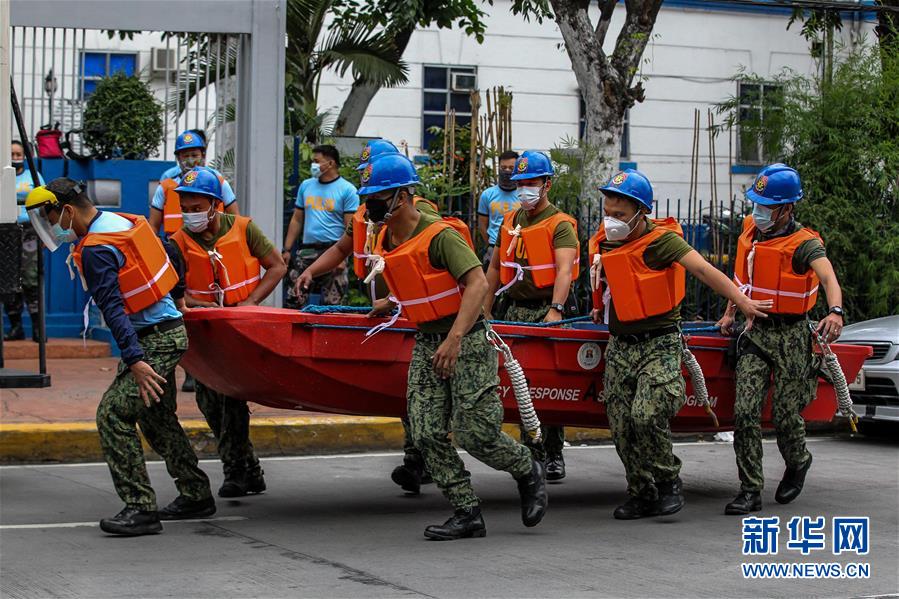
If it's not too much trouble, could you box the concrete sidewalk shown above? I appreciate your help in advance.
[0,354,610,463]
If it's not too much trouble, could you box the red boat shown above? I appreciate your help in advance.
[181,307,870,431]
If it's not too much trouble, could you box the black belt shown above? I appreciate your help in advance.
[299,242,333,251]
[509,299,548,309]
[136,318,184,340]
[612,325,680,344]
[755,313,807,326]
[416,320,486,343]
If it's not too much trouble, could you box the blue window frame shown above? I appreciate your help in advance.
[81,51,138,98]
[422,65,476,150]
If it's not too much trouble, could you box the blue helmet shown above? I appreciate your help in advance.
[175,130,206,153]
[357,139,399,171]
[599,169,654,211]
[744,163,803,206]
[357,154,420,196]
[510,150,554,180]
[174,167,222,202]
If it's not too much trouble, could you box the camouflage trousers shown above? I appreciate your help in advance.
[407,326,533,509]
[285,247,348,309]
[96,325,211,510]
[2,226,39,316]
[505,303,566,461]
[195,381,261,477]
[604,332,686,500]
[734,319,815,493]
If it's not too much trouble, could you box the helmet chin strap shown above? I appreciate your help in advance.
[382,187,405,223]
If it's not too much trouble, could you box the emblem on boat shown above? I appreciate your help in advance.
[577,342,602,370]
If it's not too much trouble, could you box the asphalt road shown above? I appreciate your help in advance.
[1,435,897,599]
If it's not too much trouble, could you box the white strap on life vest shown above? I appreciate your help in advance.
[187,275,260,304]
[121,259,174,300]
[163,213,182,220]
[588,254,612,324]
[364,286,462,339]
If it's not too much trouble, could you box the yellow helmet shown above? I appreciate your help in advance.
[24,185,61,211]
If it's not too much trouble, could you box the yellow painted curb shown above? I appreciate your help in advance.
[0,417,610,464]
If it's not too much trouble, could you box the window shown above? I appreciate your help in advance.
[422,65,476,150]
[579,96,629,158]
[736,81,782,164]
[81,51,138,98]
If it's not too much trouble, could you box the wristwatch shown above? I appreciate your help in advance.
[829,306,845,318]
[550,303,565,314]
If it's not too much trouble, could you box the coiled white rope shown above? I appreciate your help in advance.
[809,322,858,433]
[486,326,542,442]
[681,341,719,428]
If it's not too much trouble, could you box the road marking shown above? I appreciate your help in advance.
[0,515,247,530]
[0,437,835,470]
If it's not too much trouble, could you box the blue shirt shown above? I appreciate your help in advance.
[477,185,520,245]
[151,166,237,211]
[295,176,359,244]
[16,169,45,223]
[79,211,181,365]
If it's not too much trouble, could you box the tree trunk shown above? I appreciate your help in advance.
[333,27,414,137]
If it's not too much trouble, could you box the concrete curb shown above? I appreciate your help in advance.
[0,417,612,464]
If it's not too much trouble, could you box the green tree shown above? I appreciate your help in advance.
[82,72,164,159]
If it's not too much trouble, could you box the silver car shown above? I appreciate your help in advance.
[837,315,899,429]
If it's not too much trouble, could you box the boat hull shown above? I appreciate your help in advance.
[181,307,870,431]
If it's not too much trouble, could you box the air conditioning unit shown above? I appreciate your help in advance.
[451,72,477,92]
[150,47,176,76]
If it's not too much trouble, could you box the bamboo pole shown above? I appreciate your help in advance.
[448,109,456,211]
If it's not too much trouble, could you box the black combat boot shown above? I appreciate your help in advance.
[181,372,196,393]
[4,313,24,341]
[218,470,249,498]
[725,491,762,515]
[245,463,267,494]
[29,312,40,342]
[546,454,566,481]
[775,453,812,504]
[99,507,163,536]
[424,506,487,540]
[613,496,658,520]
[515,458,548,527]
[655,477,685,516]
[158,495,216,520]
[391,452,426,495]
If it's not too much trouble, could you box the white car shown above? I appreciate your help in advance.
[837,315,899,430]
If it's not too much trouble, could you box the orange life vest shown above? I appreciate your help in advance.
[72,213,178,314]
[588,217,686,323]
[498,209,580,290]
[171,215,261,307]
[160,174,226,235]
[376,221,463,324]
[733,216,822,315]
[353,197,473,279]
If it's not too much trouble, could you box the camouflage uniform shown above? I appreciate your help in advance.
[194,380,262,479]
[2,225,39,316]
[733,318,815,492]
[96,325,212,510]
[407,326,533,509]
[285,247,348,308]
[604,332,686,500]
[505,303,566,461]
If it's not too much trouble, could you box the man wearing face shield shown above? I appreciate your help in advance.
[25,178,214,536]
[477,150,520,269]
[168,168,286,498]
[588,169,771,520]
[148,130,239,236]
[482,150,578,481]
[282,144,359,309]
[3,140,45,341]
[718,164,844,516]
[364,154,547,540]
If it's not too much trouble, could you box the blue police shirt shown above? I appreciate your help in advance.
[151,166,237,211]
[295,176,359,245]
[79,211,181,365]
[477,185,520,245]
[16,169,45,223]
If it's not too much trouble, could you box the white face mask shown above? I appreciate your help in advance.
[516,185,543,209]
[603,211,642,242]
[310,162,322,179]
[752,204,776,232]
[182,205,215,233]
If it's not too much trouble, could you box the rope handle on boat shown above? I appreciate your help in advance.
[485,324,542,442]
[808,321,858,433]
[681,334,719,429]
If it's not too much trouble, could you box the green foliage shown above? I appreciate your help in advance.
[717,43,899,320]
[82,72,164,159]
[332,0,490,43]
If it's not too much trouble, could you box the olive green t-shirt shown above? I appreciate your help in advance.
[382,211,481,334]
[599,218,693,336]
[171,212,275,263]
[504,203,579,302]
[755,220,826,274]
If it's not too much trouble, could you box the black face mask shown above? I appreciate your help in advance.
[365,199,390,223]
[11,161,24,170]
[498,171,516,191]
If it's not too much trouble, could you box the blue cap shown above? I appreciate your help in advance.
[599,169,654,211]
[744,163,803,206]
[357,154,420,196]
[510,150,554,180]
[174,167,222,202]
[357,139,399,171]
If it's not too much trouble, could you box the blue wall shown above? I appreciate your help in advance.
[5,159,175,342]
